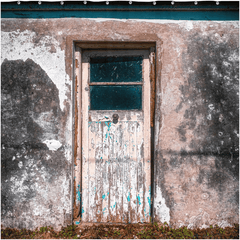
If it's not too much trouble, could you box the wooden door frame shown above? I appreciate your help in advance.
[73,41,156,224]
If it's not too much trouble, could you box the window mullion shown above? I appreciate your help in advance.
[89,82,142,86]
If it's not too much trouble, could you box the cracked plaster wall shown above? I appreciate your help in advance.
[1,18,239,230]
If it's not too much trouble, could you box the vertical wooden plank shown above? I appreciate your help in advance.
[108,122,114,221]
[108,121,115,222]
[116,123,124,222]
[136,122,144,222]
[110,122,121,221]
[102,121,110,222]
[143,54,151,222]
[88,122,96,221]
[129,121,137,223]
[81,59,89,221]
[95,121,103,222]
[122,121,129,223]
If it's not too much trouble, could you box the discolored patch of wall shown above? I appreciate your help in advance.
[153,23,239,228]
[1,34,72,229]
[1,18,239,229]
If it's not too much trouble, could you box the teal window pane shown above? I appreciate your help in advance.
[90,85,142,110]
[90,56,142,83]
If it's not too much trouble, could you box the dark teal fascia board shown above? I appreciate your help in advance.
[2,10,239,20]
[1,1,239,20]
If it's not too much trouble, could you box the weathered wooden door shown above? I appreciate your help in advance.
[81,50,151,223]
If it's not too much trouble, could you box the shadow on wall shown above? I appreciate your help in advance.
[177,34,239,179]
[1,59,69,229]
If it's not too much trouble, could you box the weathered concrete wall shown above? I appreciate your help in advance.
[1,21,73,230]
[1,18,238,230]
[153,23,239,228]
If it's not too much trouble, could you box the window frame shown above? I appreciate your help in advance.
[83,49,149,111]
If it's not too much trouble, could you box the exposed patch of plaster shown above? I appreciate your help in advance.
[185,21,193,31]
[82,18,238,28]
[154,185,170,224]
[9,171,31,197]
[1,29,69,111]
[83,18,237,23]
[18,161,23,168]
[185,212,233,230]
[43,140,62,151]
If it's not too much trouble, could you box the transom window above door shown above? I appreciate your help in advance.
[89,55,143,110]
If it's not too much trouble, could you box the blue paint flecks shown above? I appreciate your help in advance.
[82,207,85,214]
[147,197,151,206]
[75,221,80,225]
[137,195,141,205]
[127,192,130,202]
[147,196,151,215]
[144,207,147,217]
[104,121,112,139]
[148,186,151,216]
[111,202,117,209]
[77,184,81,203]
[103,207,106,215]
[105,121,111,131]
[102,194,106,200]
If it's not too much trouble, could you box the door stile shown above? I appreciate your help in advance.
[143,55,151,222]
[74,47,82,220]
[81,55,90,222]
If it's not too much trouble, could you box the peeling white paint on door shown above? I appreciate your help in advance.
[81,50,151,223]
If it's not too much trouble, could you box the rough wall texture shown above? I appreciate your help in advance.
[1,22,73,230]
[154,25,239,228]
[1,18,239,230]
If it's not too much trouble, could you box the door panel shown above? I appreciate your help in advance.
[81,50,151,223]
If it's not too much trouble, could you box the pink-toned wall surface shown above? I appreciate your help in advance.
[1,18,239,230]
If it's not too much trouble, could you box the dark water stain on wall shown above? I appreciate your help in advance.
[153,31,239,226]
[178,33,239,196]
[1,59,71,229]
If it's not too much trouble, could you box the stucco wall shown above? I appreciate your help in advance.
[1,18,239,230]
